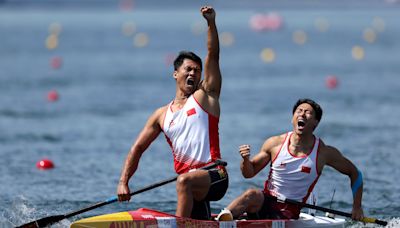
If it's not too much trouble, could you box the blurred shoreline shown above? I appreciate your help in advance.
[1,0,400,11]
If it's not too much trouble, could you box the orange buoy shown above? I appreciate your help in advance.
[326,75,338,89]
[36,159,55,170]
[47,90,59,102]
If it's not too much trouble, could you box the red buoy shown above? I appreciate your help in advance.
[262,13,283,31]
[36,159,55,170]
[249,13,283,32]
[50,56,62,69]
[326,75,338,89]
[119,0,134,11]
[47,90,59,102]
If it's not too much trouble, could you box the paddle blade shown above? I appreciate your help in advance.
[362,217,388,226]
[16,215,65,228]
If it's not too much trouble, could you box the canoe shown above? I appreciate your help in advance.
[70,208,346,228]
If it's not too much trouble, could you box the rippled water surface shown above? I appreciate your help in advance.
[1,1,399,227]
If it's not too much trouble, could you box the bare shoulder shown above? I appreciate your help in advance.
[262,133,287,152]
[318,139,343,161]
[195,83,219,100]
[154,105,168,116]
[193,85,207,99]
[148,105,168,127]
[317,139,357,174]
[193,85,220,117]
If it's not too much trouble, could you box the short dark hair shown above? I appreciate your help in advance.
[173,51,202,71]
[292,98,323,122]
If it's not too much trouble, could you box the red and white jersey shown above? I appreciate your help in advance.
[162,95,221,174]
[264,132,320,202]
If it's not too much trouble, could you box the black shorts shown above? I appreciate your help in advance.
[190,168,229,220]
[247,193,301,220]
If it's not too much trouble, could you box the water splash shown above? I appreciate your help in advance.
[1,195,37,228]
[0,195,72,228]
[347,217,399,228]
[386,218,400,227]
[52,219,72,228]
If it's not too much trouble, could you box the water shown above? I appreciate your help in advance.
[1,1,399,227]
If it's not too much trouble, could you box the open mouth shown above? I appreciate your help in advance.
[297,119,306,128]
[186,77,195,86]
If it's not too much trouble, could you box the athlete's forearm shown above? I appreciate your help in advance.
[240,158,256,178]
[119,147,143,184]
[202,16,222,96]
[353,186,363,208]
[207,20,220,60]
[350,168,363,208]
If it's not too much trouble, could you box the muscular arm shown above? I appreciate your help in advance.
[194,6,221,117]
[240,137,279,178]
[117,107,164,201]
[323,145,364,220]
[201,6,221,97]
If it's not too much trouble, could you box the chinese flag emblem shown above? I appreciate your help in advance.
[187,108,196,116]
[301,166,311,173]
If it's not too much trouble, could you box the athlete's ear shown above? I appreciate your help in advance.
[173,71,178,79]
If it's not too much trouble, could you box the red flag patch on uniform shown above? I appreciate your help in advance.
[301,166,311,173]
[187,108,196,116]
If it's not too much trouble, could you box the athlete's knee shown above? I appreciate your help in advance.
[240,189,264,213]
[242,189,263,201]
[176,174,192,191]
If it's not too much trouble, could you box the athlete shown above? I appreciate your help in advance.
[216,98,364,221]
[117,6,228,220]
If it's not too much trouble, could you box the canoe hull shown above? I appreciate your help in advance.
[70,208,345,228]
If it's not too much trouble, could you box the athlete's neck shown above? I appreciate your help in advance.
[174,96,188,102]
[171,95,189,112]
[174,92,191,103]
[290,133,314,152]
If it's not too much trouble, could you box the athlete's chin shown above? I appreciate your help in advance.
[294,128,304,135]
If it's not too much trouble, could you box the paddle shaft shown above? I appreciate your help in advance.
[17,160,227,228]
[271,196,387,226]
[64,175,179,218]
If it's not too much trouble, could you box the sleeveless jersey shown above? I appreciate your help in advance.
[162,95,221,174]
[264,132,320,202]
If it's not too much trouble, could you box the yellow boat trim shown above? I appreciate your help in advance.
[71,212,133,228]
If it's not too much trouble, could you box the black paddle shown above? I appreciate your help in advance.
[268,195,388,226]
[16,160,227,228]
